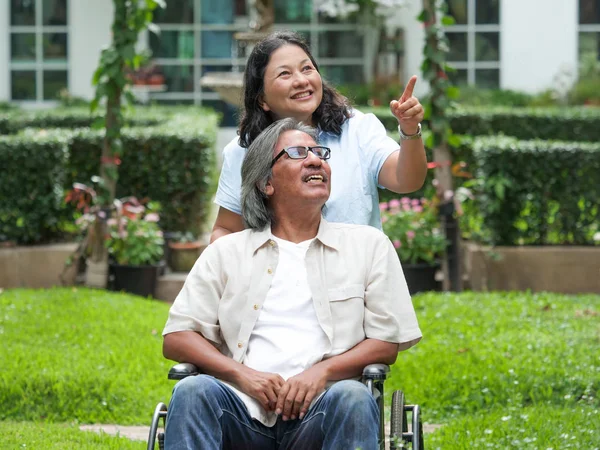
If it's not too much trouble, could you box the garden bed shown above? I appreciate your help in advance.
[464,242,600,294]
[0,243,77,289]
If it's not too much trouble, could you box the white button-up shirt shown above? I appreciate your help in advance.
[163,219,422,425]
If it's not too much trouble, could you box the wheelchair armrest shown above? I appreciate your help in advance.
[362,363,390,381]
[168,363,200,380]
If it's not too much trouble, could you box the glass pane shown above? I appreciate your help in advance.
[578,32,600,74]
[43,0,67,26]
[43,70,68,100]
[43,33,68,62]
[475,32,499,61]
[11,70,36,100]
[150,31,194,59]
[10,0,35,26]
[475,69,499,88]
[10,33,36,62]
[445,0,468,24]
[275,0,312,23]
[320,65,364,85]
[201,31,235,59]
[201,0,234,24]
[448,68,468,86]
[202,99,240,127]
[447,32,468,61]
[154,0,193,24]
[476,0,500,24]
[579,0,600,24]
[159,65,195,92]
[319,31,364,58]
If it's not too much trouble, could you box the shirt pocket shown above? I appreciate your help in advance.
[327,284,366,352]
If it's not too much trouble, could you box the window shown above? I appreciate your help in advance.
[9,0,69,101]
[443,0,500,88]
[578,0,600,76]
[147,0,369,119]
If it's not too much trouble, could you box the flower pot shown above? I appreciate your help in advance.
[110,261,165,298]
[403,262,441,295]
[168,241,204,272]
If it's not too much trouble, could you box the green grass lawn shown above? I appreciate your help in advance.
[1,288,598,449]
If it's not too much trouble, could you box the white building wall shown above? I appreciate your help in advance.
[387,2,427,98]
[0,0,10,102]
[501,0,578,93]
[69,0,114,100]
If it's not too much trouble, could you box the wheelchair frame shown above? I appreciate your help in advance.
[148,363,423,450]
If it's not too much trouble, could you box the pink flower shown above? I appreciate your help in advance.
[402,203,411,211]
[379,202,388,211]
[411,198,420,207]
[389,199,401,209]
[393,240,401,248]
[406,231,416,240]
[412,205,423,213]
[401,197,410,204]
[144,213,160,222]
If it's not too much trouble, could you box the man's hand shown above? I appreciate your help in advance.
[390,75,424,135]
[236,367,285,412]
[275,365,328,421]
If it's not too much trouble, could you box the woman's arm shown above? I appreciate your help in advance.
[378,75,427,193]
[210,207,244,243]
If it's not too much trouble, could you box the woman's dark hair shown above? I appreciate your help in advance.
[238,31,352,148]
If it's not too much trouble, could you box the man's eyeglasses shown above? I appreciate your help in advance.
[271,146,331,167]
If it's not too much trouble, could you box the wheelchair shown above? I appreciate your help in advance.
[148,362,424,450]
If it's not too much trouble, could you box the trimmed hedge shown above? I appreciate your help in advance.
[369,106,600,142]
[0,133,69,244]
[67,114,218,234]
[1,110,219,244]
[471,136,600,246]
[0,106,191,135]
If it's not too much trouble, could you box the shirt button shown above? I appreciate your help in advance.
[237,342,243,348]
[253,304,259,310]
[267,268,273,274]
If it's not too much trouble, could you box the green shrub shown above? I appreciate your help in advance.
[1,109,218,244]
[0,133,70,244]
[368,106,600,142]
[67,113,218,235]
[470,136,600,245]
[569,77,600,105]
[0,106,186,135]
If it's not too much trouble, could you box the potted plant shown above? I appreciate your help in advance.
[105,197,165,298]
[381,197,448,294]
[166,231,205,273]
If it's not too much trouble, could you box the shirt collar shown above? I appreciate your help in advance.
[248,217,340,253]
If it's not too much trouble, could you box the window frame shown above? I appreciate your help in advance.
[444,0,501,87]
[147,0,369,106]
[9,0,69,103]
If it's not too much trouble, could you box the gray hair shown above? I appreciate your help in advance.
[241,118,319,230]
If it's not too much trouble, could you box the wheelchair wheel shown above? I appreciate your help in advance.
[390,390,406,450]
[147,402,167,450]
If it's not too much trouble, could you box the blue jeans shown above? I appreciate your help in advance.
[164,375,379,450]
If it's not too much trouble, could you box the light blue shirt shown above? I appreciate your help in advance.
[214,109,399,229]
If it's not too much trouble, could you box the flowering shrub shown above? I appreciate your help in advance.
[105,197,164,266]
[381,197,447,265]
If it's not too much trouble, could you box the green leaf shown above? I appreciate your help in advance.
[441,15,456,26]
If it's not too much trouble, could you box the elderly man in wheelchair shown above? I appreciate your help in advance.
[150,118,423,450]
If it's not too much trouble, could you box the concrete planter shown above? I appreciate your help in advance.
[464,242,600,294]
[0,243,78,288]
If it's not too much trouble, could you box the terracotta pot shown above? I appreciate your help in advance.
[168,241,204,272]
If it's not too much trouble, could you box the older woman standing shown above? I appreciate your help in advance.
[211,31,426,242]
